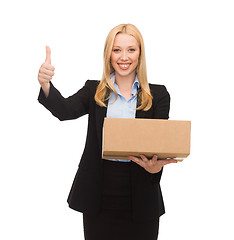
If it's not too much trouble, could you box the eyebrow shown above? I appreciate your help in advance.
[113,45,137,48]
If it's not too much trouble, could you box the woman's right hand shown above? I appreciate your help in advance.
[38,46,55,97]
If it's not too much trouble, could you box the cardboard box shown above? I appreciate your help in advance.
[102,118,191,161]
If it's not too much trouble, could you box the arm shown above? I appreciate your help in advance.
[37,46,90,121]
[153,86,170,120]
[37,80,90,121]
[129,86,174,184]
[41,82,50,98]
[150,86,171,184]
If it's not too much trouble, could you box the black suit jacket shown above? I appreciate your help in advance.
[38,80,170,223]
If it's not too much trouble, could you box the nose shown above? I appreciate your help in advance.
[120,50,129,61]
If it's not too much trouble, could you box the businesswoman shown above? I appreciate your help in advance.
[37,23,177,240]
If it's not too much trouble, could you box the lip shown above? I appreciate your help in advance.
[118,63,131,70]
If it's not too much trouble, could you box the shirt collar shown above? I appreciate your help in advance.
[110,72,139,96]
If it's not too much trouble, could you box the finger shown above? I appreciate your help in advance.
[45,46,51,64]
[38,72,52,81]
[158,159,178,166]
[41,62,55,71]
[128,156,140,161]
[39,67,54,76]
[166,159,178,163]
[139,154,148,162]
[128,156,144,166]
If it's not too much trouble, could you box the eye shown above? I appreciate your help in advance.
[129,48,135,52]
[113,49,120,52]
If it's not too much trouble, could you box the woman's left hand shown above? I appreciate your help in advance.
[128,154,178,174]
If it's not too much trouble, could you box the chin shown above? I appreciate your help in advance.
[115,69,136,78]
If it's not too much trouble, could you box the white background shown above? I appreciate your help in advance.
[0,0,233,239]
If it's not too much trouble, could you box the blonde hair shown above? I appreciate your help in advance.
[94,23,153,111]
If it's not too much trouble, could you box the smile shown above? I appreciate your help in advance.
[118,63,131,70]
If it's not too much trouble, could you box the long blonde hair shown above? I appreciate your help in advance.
[94,23,153,111]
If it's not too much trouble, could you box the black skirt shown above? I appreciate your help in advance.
[83,160,159,240]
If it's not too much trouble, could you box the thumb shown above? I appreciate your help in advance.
[45,46,51,64]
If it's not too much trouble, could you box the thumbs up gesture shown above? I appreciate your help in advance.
[38,46,55,96]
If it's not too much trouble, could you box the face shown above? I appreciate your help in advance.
[110,33,140,79]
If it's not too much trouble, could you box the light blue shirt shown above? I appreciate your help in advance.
[104,72,140,162]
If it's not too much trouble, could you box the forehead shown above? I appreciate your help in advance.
[113,33,139,47]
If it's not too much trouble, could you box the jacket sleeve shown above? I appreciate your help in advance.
[149,85,171,184]
[153,85,170,120]
[37,80,90,121]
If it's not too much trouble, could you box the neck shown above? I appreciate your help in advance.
[115,72,136,91]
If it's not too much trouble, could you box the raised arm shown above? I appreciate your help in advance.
[37,46,90,121]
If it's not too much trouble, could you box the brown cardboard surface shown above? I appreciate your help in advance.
[102,118,191,161]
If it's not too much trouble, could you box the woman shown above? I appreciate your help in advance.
[37,23,177,240]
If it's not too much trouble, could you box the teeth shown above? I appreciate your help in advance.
[119,64,129,68]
